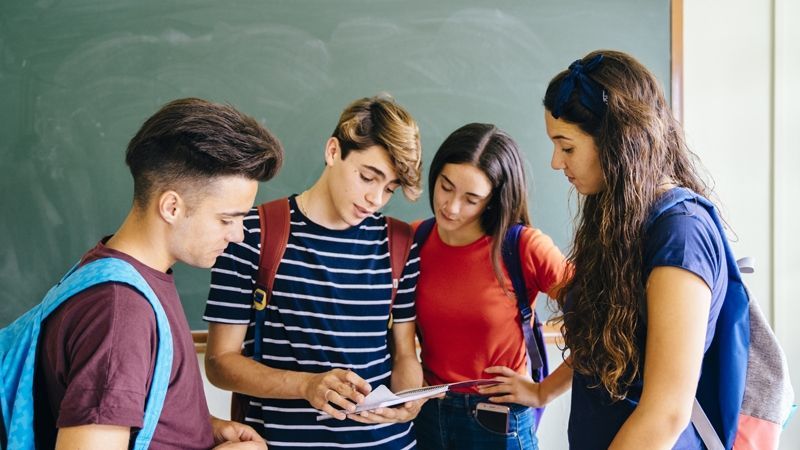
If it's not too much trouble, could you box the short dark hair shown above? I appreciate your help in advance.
[428,123,530,289]
[126,97,284,207]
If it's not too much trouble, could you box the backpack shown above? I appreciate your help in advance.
[0,257,174,450]
[413,218,550,430]
[230,197,414,421]
[644,188,795,450]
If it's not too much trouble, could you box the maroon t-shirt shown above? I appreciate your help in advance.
[35,240,215,449]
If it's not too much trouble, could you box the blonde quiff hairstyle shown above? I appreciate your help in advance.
[332,95,422,200]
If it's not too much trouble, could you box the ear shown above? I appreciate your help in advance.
[323,137,340,167]
[157,190,185,224]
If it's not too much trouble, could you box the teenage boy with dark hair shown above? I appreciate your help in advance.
[35,98,284,450]
[203,95,425,449]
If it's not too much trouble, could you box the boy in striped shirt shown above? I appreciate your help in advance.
[203,95,425,449]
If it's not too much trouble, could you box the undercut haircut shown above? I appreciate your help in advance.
[126,97,284,207]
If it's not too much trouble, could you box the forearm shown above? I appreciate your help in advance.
[390,353,423,392]
[610,402,689,450]
[56,424,130,450]
[206,351,312,399]
[539,360,573,404]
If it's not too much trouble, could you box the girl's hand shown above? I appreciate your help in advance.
[478,366,545,407]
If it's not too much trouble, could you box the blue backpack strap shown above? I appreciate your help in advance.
[502,224,547,378]
[502,224,549,431]
[413,217,436,247]
[644,188,749,449]
[5,257,172,450]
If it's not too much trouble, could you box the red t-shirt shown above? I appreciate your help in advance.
[414,224,566,391]
[35,240,215,449]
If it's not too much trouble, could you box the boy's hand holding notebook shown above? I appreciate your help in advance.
[315,379,501,421]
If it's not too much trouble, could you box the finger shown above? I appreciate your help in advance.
[342,370,372,395]
[347,410,391,424]
[238,425,265,442]
[326,390,358,413]
[477,384,511,395]
[484,366,517,376]
[335,381,366,404]
[318,401,348,421]
[362,407,402,422]
[488,394,516,404]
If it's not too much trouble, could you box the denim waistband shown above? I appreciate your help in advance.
[438,391,530,414]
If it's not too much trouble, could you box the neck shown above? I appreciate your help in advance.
[657,178,678,195]
[105,207,175,272]
[436,222,486,247]
[299,174,351,230]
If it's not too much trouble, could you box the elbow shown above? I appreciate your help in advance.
[204,352,228,388]
[655,404,694,441]
[664,409,693,439]
[635,398,694,443]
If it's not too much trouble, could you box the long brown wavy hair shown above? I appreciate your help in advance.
[543,50,710,400]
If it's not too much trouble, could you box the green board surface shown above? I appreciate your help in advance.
[0,0,671,328]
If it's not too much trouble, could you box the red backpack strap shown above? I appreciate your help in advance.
[252,198,291,310]
[385,217,413,329]
[231,197,290,423]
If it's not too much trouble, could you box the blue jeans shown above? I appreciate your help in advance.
[414,392,539,450]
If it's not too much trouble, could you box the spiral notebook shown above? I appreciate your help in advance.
[315,379,500,421]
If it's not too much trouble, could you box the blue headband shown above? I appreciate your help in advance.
[552,54,607,119]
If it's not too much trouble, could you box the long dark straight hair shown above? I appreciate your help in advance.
[543,50,710,400]
[428,123,531,288]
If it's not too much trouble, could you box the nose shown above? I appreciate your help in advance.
[442,196,460,216]
[228,222,245,244]
[551,148,565,170]
[365,186,384,207]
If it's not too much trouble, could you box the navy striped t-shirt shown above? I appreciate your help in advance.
[203,196,419,449]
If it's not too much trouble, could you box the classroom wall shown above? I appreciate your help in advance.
[773,1,800,448]
[684,0,800,448]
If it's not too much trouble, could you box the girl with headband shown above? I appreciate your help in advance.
[480,50,729,449]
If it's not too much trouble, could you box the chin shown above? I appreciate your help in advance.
[187,256,218,269]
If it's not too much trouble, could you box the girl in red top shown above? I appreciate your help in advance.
[413,123,568,450]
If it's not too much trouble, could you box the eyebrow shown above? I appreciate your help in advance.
[440,174,490,199]
[219,211,250,218]
[550,134,573,141]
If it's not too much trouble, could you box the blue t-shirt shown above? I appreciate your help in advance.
[568,189,728,449]
[204,196,419,449]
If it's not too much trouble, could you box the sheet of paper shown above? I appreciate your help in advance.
[315,379,501,421]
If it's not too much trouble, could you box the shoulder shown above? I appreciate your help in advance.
[644,199,725,287]
[60,283,158,331]
[646,199,722,248]
[517,225,560,253]
[45,282,158,366]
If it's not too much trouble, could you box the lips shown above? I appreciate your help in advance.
[354,204,373,217]
[438,211,457,222]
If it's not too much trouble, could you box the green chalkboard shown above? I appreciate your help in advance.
[0,0,672,329]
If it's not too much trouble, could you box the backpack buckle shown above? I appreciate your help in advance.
[253,288,268,311]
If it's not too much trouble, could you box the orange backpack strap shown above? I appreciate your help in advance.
[252,198,291,311]
[385,217,413,329]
